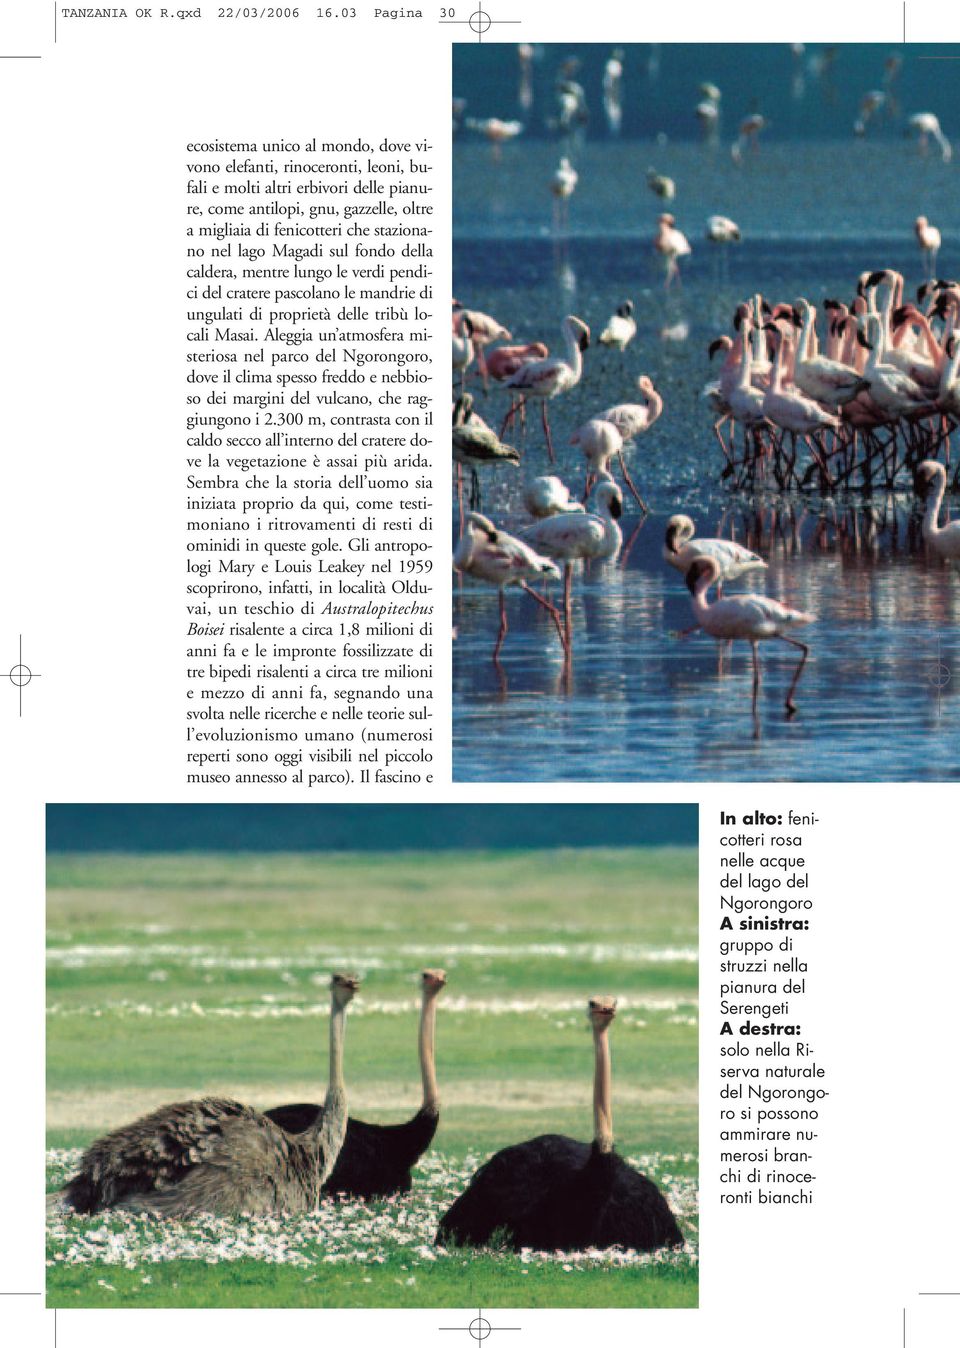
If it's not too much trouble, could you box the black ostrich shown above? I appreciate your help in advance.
[265,968,447,1200]
[436,996,683,1253]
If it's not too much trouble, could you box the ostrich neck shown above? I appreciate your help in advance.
[418,992,440,1114]
[592,1026,614,1154]
[327,999,347,1094]
[303,997,349,1188]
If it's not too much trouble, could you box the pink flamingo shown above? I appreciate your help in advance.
[500,315,591,462]
[653,213,691,288]
[485,342,549,384]
[592,374,664,509]
[571,418,627,502]
[453,512,566,662]
[453,305,513,391]
[684,554,815,730]
[914,215,942,280]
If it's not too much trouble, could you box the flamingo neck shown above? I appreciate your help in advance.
[752,296,765,362]
[643,387,663,425]
[691,570,715,613]
[878,280,896,355]
[737,324,754,388]
[592,1025,614,1154]
[562,322,583,379]
[942,342,960,397]
[924,472,947,538]
[418,990,440,1114]
[799,305,817,363]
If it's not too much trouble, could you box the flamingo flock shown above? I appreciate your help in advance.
[705,271,958,494]
[452,44,958,736]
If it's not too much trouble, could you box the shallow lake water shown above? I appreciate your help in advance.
[452,131,960,782]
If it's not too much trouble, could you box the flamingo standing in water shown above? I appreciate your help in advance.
[908,112,952,163]
[452,315,475,393]
[684,555,815,729]
[486,342,549,385]
[915,460,960,562]
[731,113,766,163]
[453,305,512,392]
[524,475,585,519]
[663,515,766,592]
[466,117,524,158]
[453,512,566,661]
[571,417,626,502]
[500,315,591,462]
[705,215,741,244]
[654,213,691,288]
[593,374,664,509]
[523,479,623,654]
[646,169,676,201]
[599,300,637,355]
[552,157,578,232]
[914,216,942,279]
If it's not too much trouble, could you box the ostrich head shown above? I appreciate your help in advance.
[421,968,448,997]
[588,995,617,1029]
[331,972,360,1008]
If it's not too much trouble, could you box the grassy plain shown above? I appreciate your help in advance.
[46,847,698,1308]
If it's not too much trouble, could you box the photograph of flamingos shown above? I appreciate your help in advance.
[452,42,960,781]
[45,803,698,1307]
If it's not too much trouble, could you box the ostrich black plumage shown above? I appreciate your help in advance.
[52,974,360,1218]
[436,995,683,1253]
[266,967,447,1200]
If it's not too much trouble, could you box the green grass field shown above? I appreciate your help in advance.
[46,846,698,1308]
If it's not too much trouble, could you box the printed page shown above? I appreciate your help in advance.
[2,4,960,1348]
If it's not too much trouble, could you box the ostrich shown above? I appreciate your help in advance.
[265,969,448,1200]
[52,973,359,1218]
[436,996,683,1253]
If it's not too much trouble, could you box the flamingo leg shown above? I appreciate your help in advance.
[519,581,569,655]
[778,635,810,715]
[493,590,508,664]
[476,345,490,393]
[751,641,761,739]
[563,562,574,655]
[456,463,465,535]
[541,400,556,463]
[499,400,519,441]
[617,450,648,512]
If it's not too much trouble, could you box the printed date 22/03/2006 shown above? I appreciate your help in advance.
[214,8,360,18]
